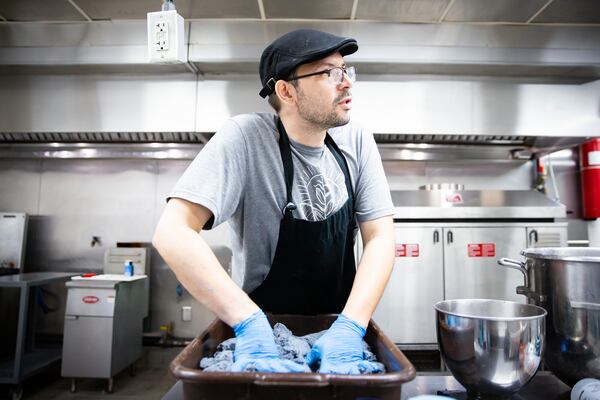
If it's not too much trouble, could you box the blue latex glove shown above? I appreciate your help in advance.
[232,310,309,373]
[305,314,384,374]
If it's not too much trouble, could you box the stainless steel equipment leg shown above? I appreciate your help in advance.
[70,378,76,393]
[9,385,23,400]
[13,287,30,383]
[107,378,114,393]
[26,289,37,351]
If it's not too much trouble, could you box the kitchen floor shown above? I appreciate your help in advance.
[1,347,180,400]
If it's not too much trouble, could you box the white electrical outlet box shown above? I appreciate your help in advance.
[182,306,192,322]
[147,10,186,64]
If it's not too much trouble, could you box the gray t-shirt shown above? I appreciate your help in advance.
[169,112,394,293]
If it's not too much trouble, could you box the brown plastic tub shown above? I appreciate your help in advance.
[170,314,416,400]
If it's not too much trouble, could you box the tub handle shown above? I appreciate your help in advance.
[497,258,529,288]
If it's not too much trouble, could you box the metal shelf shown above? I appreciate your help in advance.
[0,272,76,388]
[0,348,62,384]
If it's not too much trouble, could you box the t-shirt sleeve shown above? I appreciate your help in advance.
[168,118,247,229]
[353,127,395,222]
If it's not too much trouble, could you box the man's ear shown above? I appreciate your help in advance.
[274,80,296,107]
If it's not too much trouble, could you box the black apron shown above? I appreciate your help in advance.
[249,118,357,315]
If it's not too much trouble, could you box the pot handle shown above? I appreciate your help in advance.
[497,257,529,288]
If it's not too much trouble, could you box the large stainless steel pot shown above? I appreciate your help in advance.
[434,299,546,399]
[498,247,600,386]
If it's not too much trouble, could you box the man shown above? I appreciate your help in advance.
[153,29,395,374]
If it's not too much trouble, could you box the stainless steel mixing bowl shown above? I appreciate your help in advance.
[434,299,546,399]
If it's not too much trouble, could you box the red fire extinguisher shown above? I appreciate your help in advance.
[580,138,600,219]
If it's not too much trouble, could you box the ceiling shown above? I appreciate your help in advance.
[0,0,599,24]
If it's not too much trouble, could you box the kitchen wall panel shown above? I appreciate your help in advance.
[0,159,42,214]
[0,158,233,338]
[543,148,587,243]
[35,159,157,271]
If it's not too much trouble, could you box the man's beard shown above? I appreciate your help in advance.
[296,87,351,131]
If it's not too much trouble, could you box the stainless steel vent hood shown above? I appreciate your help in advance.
[0,21,598,150]
[1,21,600,81]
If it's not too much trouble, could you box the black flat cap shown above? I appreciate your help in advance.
[258,29,358,98]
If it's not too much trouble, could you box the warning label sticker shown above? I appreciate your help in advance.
[468,243,496,257]
[395,244,420,257]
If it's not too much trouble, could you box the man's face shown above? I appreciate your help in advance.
[292,52,354,130]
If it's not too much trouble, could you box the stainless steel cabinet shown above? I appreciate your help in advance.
[367,222,567,345]
[62,315,114,378]
[372,227,444,344]
[443,226,526,303]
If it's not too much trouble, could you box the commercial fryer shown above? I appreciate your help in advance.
[61,247,149,393]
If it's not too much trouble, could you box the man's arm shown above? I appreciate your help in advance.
[342,215,395,327]
[152,198,259,327]
[154,198,308,373]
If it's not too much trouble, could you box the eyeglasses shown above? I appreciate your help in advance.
[288,66,356,85]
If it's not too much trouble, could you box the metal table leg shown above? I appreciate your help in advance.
[9,385,23,400]
[107,377,114,393]
[13,286,30,384]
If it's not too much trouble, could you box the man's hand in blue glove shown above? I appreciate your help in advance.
[232,310,309,373]
[305,314,384,374]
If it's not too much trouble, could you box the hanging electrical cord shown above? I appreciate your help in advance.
[35,287,60,313]
[161,0,176,11]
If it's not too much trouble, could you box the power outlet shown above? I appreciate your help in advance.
[182,306,192,322]
[154,21,168,51]
[147,10,186,63]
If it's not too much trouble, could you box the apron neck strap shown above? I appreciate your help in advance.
[324,133,354,202]
[276,118,295,215]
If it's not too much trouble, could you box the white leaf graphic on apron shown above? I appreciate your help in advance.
[297,162,347,221]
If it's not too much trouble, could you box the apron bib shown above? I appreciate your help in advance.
[249,118,357,314]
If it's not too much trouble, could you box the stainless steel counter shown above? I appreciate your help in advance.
[0,272,76,287]
[161,372,572,400]
[403,372,571,400]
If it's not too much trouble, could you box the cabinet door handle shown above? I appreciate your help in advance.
[447,230,453,244]
[529,230,538,246]
[433,230,439,244]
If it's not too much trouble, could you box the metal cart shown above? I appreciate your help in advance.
[0,272,76,400]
